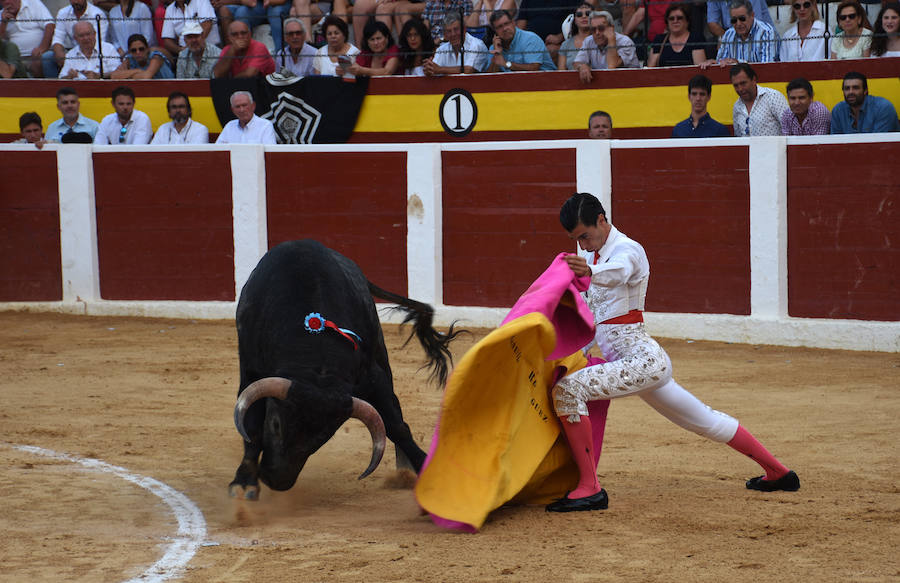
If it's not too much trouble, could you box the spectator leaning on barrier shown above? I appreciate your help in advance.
[730,62,788,137]
[588,110,612,139]
[274,17,315,77]
[779,0,827,62]
[13,111,46,147]
[486,9,556,72]
[0,0,55,77]
[216,90,278,144]
[830,71,900,134]
[151,92,210,144]
[780,78,829,136]
[704,0,777,66]
[424,10,489,74]
[94,85,154,145]
[58,20,119,79]
[46,86,100,141]
[214,19,276,78]
[176,20,221,78]
[44,0,110,78]
[573,10,638,84]
[672,74,731,137]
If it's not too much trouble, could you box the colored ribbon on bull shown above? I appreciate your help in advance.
[303,312,361,350]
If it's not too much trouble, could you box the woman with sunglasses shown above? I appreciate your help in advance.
[646,3,705,67]
[111,33,175,79]
[558,2,595,70]
[830,0,872,59]
[871,2,900,57]
[780,0,826,61]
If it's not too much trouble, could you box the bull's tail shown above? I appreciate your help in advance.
[368,281,465,387]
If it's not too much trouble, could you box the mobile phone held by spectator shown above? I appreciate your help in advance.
[337,54,355,81]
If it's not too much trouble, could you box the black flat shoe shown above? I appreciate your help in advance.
[545,489,609,512]
[746,470,800,492]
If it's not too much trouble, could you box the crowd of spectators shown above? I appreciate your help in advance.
[0,0,898,79]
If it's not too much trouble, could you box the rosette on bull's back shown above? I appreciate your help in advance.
[414,253,610,532]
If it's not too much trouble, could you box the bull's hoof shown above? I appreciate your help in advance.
[229,484,259,500]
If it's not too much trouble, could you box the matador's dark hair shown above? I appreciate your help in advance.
[560,192,606,232]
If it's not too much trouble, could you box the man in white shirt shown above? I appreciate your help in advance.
[215,90,277,144]
[423,11,488,75]
[94,85,154,145]
[151,92,210,144]
[573,10,639,84]
[161,0,219,58]
[274,17,316,77]
[0,0,55,77]
[730,62,788,137]
[44,0,109,78]
[58,20,118,79]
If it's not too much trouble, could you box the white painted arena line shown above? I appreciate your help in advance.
[4,443,208,583]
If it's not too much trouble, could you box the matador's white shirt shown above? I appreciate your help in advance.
[579,224,649,324]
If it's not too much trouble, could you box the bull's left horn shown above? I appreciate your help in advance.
[234,377,292,443]
[351,397,386,480]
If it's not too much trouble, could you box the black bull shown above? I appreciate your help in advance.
[229,240,461,500]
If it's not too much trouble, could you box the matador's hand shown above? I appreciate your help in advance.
[565,254,591,278]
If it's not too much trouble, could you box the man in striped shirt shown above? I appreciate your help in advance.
[709,0,778,65]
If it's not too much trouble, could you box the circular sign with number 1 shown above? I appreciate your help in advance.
[439,88,478,138]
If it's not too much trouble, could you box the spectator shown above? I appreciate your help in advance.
[0,33,24,76]
[13,111,46,147]
[588,110,612,138]
[730,62,788,136]
[672,74,731,137]
[287,0,325,43]
[150,92,210,144]
[830,0,871,59]
[112,33,175,78]
[780,78,829,135]
[44,0,110,78]
[707,0,774,40]
[486,9,556,71]
[94,86,154,145]
[424,10,488,74]
[219,0,290,54]
[871,2,900,57]
[516,0,570,63]
[706,0,777,65]
[423,0,472,44]
[213,20,276,77]
[274,17,314,76]
[0,0,54,77]
[176,20,221,78]
[397,16,434,75]
[647,3,705,67]
[108,0,156,55]
[558,2,593,70]
[346,19,401,76]
[779,0,826,61]
[161,0,219,59]
[466,0,515,41]
[573,10,638,83]
[830,71,899,134]
[311,15,358,76]
[216,90,278,144]
[58,20,119,79]
[46,86,100,141]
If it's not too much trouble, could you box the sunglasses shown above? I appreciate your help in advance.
[838,11,857,19]
[118,125,127,143]
[792,1,811,8]
[575,10,591,16]
[667,14,685,21]
[730,14,748,23]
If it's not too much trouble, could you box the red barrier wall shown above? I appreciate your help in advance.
[611,146,751,315]
[787,143,900,321]
[93,152,235,301]
[265,151,408,295]
[442,148,577,307]
[0,151,61,301]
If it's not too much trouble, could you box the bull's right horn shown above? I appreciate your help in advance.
[234,377,292,443]
[351,397,386,480]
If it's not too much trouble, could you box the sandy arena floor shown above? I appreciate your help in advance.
[0,311,898,582]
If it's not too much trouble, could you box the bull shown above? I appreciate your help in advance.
[229,239,460,500]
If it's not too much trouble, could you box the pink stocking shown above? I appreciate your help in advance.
[559,414,601,499]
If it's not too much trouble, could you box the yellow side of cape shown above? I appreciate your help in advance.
[414,312,588,529]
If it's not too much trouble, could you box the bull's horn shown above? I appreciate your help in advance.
[351,397,386,480]
[234,377,292,443]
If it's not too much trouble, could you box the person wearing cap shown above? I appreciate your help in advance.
[176,20,222,78]
[161,0,219,59]
[215,90,277,144]
[151,92,209,144]
[94,85,153,145]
